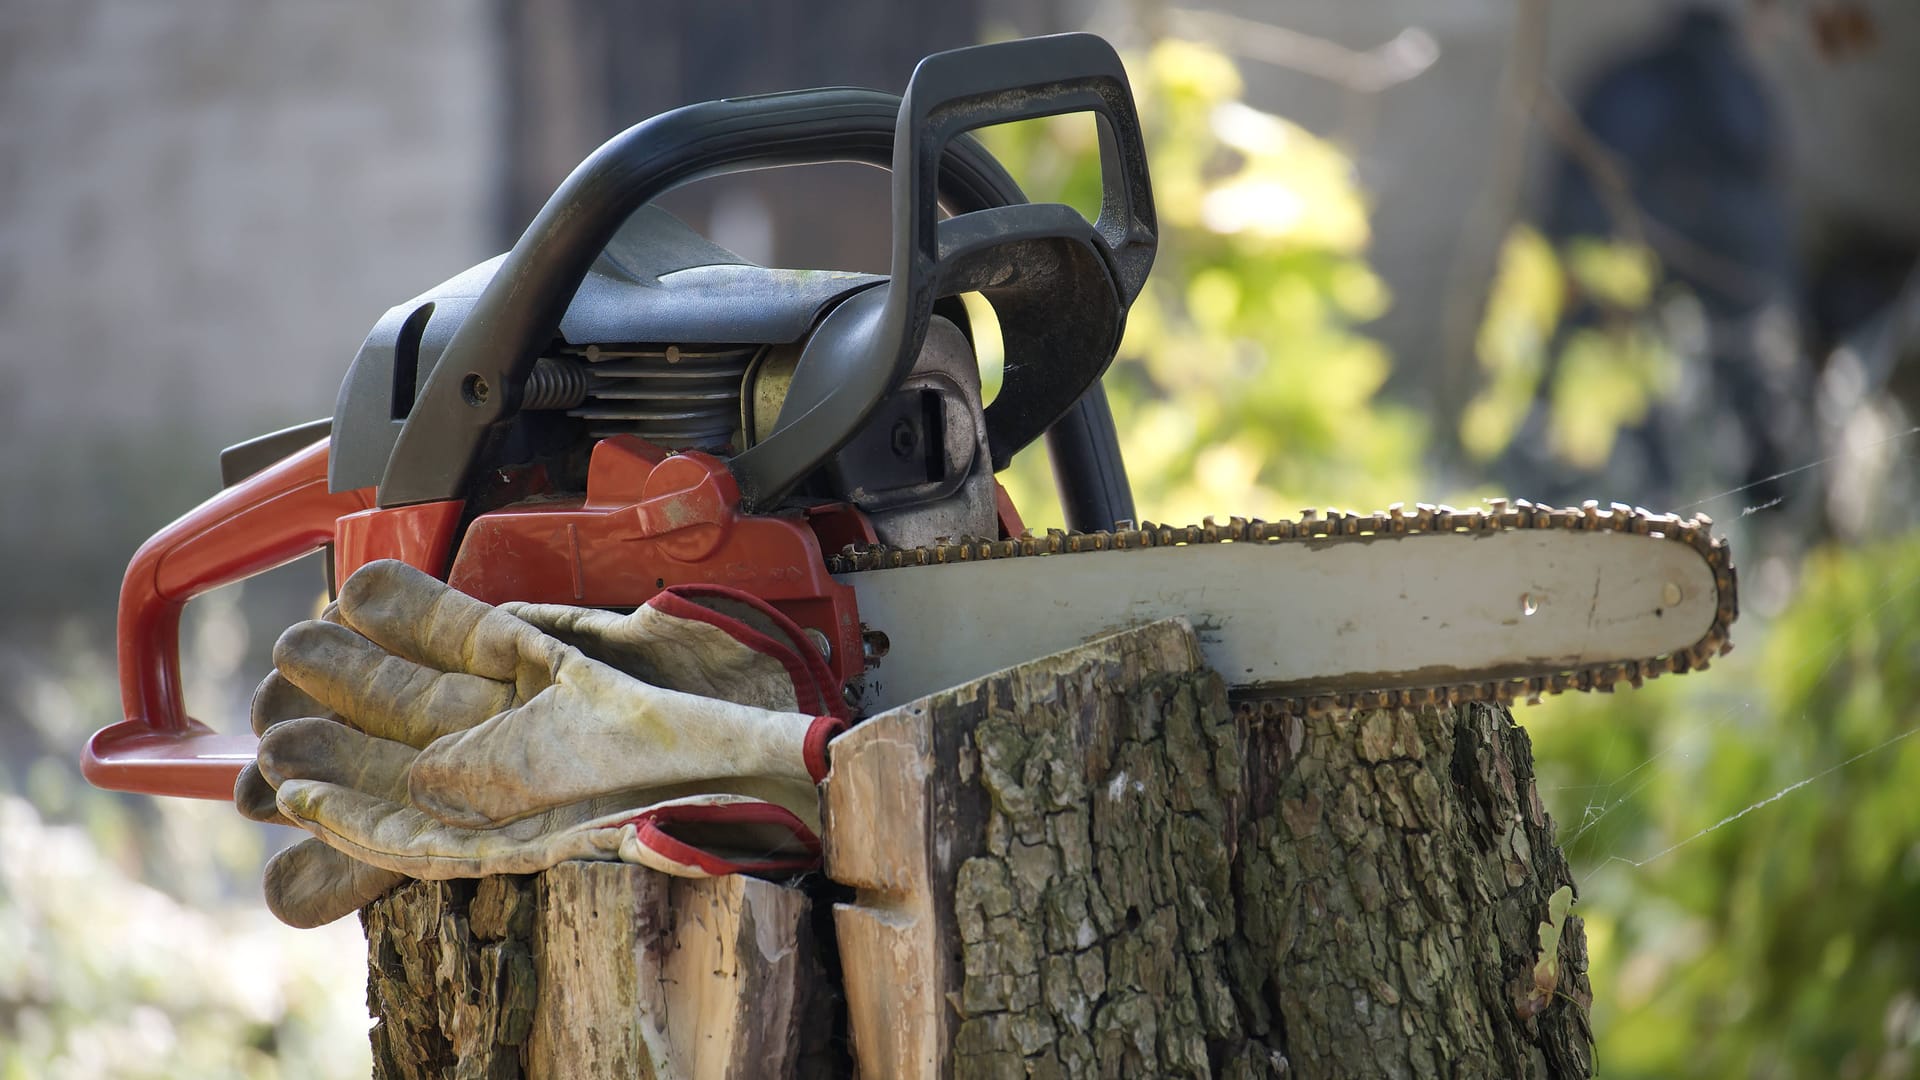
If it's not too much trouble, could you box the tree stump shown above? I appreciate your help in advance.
[362,864,831,1078]
[364,616,1592,1078]
[823,617,1593,1078]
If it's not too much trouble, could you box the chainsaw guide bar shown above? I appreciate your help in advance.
[830,498,1738,718]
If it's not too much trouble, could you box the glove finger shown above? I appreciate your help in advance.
[652,587,847,718]
[276,779,626,880]
[336,559,565,680]
[505,593,838,716]
[503,600,779,706]
[407,668,827,829]
[234,762,291,824]
[257,716,417,802]
[239,601,350,825]
[626,601,805,710]
[251,669,338,736]
[240,667,338,826]
[502,602,780,705]
[274,620,519,746]
[499,603,628,656]
[262,837,407,928]
[498,603,660,681]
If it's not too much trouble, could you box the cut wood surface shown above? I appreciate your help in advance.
[822,616,1593,1078]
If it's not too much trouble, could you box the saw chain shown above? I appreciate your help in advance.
[827,498,1738,718]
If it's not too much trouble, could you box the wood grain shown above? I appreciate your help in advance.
[365,864,821,1079]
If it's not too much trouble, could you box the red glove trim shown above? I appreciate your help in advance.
[803,714,847,783]
[649,585,849,720]
[623,801,824,877]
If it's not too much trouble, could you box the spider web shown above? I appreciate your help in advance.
[1536,424,1920,881]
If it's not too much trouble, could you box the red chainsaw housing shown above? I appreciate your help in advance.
[85,434,902,800]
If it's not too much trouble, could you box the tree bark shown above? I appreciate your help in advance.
[365,616,1592,1078]
[824,617,1592,1078]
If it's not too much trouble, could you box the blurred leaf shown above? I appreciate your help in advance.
[1522,885,1577,1018]
[983,39,1415,526]
[0,795,371,1078]
[1566,238,1658,310]
[1548,326,1677,469]
[1536,536,1920,1078]
[1463,226,1681,476]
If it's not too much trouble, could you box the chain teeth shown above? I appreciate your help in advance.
[826,498,1738,718]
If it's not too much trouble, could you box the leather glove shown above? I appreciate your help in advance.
[233,602,415,929]
[245,559,846,927]
[234,603,345,827]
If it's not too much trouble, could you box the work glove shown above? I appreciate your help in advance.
[233,602,416,927]
[238,559,846,928]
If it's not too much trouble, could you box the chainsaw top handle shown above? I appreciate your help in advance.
[377,33,1155,516]
[731,33,1156,509]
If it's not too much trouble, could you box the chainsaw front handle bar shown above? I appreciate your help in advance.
[378,33,1155,521]
[377,88,1017,507]
[900,34,1156,306]
[84,439,373,798]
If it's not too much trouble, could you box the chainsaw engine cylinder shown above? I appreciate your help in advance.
[520,356,591,411]
[525,344,757,451]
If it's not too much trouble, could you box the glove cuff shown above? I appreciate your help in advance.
[804,714,847,783]
[649,584,850,720]
[622,799,824,877]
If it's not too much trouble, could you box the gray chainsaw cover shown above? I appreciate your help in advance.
[329,206,881,493]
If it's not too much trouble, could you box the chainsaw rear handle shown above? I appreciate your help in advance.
[729,32,1156,507]
[899,34,1156,305]
[376,85,1028,508]
[83,439,373,798]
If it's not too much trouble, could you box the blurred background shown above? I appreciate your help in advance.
[2,0,1917,1075]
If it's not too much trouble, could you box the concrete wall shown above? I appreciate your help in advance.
[0,0,498,429]
[0,0,499,630]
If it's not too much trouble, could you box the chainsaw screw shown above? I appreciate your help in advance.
[461,373,491,406]
[862,629,891,662]
[890,419,919,458]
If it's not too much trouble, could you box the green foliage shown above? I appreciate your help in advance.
[978,39,1421,527]
[1463,226,1679,471]
[1536,537,1920,1078]
[0,796,371,1080]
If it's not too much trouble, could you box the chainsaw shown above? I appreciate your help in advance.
[83,33,1736,801]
